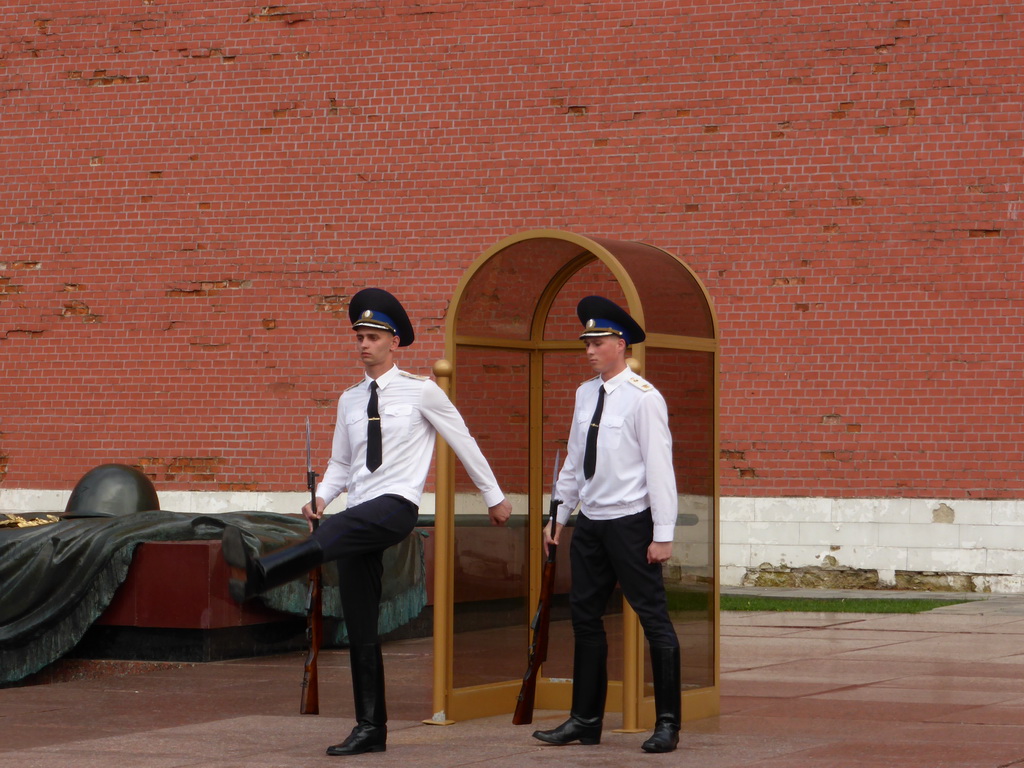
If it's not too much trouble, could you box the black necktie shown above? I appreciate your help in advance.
[366,381,382,472]
[583,384,605,480]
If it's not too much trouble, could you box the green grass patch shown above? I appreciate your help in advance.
[665,591,972,614]
[720,594,970,614]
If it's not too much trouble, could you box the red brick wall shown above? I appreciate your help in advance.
[2,1,1021,500]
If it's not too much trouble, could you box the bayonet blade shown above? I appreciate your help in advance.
[306,417,313,474]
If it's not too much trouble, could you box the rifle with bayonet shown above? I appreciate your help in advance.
[300,417,322,715]
[512,450,562,725]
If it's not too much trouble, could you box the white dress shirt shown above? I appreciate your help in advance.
[554,366,678,542]
[316,365,505,510]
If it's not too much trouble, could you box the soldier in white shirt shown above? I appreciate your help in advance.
[223,288,512,757]
[532,295,680,754]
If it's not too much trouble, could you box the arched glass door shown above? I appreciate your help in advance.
[429,230,719,727]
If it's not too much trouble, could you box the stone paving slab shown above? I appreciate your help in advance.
[4,590,1024,767]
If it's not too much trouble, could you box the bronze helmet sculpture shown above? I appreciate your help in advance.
[63,464,160,518]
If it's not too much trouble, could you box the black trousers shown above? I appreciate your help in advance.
[311,494,418,645]
[569,509,679,649]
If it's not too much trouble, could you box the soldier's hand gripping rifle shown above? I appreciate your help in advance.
[512,450,561,725]
[300,417,323,715]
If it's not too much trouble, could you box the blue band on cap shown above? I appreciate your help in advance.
[580,318,630,344]
[354,310,397,333]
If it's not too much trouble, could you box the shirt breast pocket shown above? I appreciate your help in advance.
[382,403,414,438]
[600,415,625,449]
[345,409,367,444]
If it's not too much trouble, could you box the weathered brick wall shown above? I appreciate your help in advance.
[2,1,1021,502]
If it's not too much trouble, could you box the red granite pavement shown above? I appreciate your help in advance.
[4,593,1024,767]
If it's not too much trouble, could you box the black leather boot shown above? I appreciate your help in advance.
[641,646,681,753]
[222,526,323,603]
[532,642,607,746]
[327,644,388,756]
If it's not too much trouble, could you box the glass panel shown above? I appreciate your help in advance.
[593,238,715,339]
[448,231,717,704]
[450,346,530,688]
[642,347,717,692]
[541,263,628,681]
[539,350,602,682]
[456,238,589,340]
[543,259,625,341]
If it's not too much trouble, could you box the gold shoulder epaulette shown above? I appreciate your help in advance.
[343,381,362,393]
[628,376,653,392]
[399,370,428,381]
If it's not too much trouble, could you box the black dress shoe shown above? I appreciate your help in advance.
[532,716,602,746]
[641,722,679,753]
[326,724,387,756]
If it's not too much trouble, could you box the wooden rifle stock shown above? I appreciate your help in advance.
[512,495,559,724]
[300,419,322,715]
[300,543,322,714]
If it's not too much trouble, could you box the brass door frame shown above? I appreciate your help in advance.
[427,229,720,727]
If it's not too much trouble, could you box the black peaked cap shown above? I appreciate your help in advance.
[576,295,646,346]
[349,288,415,347]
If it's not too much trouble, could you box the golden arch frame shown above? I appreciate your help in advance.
[428,229,720,728]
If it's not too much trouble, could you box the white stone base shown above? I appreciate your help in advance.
[6,489,1023,593]
[721,496,1024,593]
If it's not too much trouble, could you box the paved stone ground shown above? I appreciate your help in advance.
[4,590,1024,767]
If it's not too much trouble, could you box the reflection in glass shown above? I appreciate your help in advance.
[444,230,718,719]
[644,348,716,691]
[456,239,588,340]
[591,238,715,339]
[543,260,624,342]
[538,350,624,682]
[450,347,530,688]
